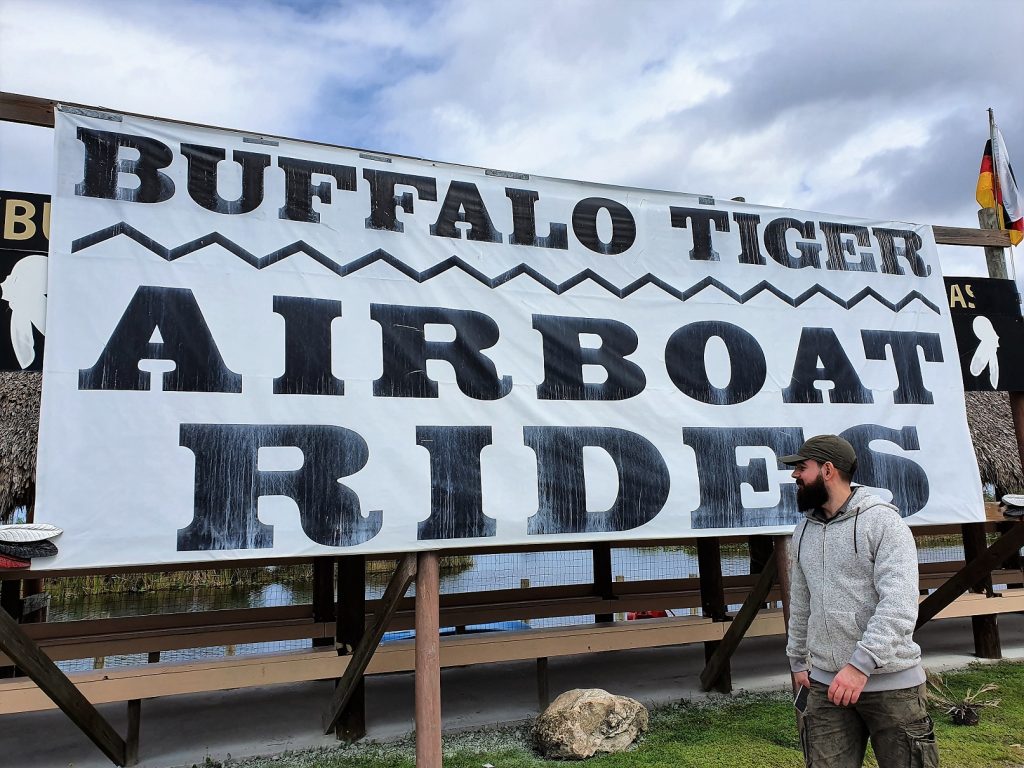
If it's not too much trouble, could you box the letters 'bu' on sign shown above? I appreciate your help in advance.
[0,191,49,371]
[33,107,984,570]
[944,277,1024,391]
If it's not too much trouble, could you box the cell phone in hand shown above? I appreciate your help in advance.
[794,685,810,713]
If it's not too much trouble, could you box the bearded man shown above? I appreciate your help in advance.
[781,434,938,767]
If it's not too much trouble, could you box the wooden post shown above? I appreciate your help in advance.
[0,604,129,766]
[592,543,613,623]
[749,535,775,608]
[312,557,336,648]
[961,523,1001,658]
[696,538,730,693]
[0,578,20,678]
[335,554,367,741]
[415,551,442,768]
[774,534,806,745]
[323,553,416,735]
[536,657,550,711]
[125,699,141,766]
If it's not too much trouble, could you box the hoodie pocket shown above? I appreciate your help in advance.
[824,611,863,667]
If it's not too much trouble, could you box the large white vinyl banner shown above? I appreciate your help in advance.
[35,107,983,569]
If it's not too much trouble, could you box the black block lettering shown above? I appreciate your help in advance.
[841,424,929,516]
[525,426,670,534]
[430,181,502,242]
[372,304,511,399]
[861,330,943,404]
[670,207,730,261]
[363,169,437,232]
[75,127,174,203]
[278,157,357,223]
[416,426,496,540]
[176,424,381,550]
[666,321,766,404]
[783,327,873,404]
[180,144,270,215]
[572,197,635,255]
[764,218,822,269]
[533,314,645,400]
[683,426,804,529]
[273,296,344,396]
[79,286,241,393]
[505,188,568,249]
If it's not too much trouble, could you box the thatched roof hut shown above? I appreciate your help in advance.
[964,391,1024,497]
[0,372,40,523]
[0,378,1021,522]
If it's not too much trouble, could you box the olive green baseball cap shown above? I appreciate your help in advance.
[779,434,857,473]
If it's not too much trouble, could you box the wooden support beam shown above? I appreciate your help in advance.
[416,551,442,768]
[696,538,730,693]
[336,554,366,741]
[537,657,550,711]
[917,522,1024,628]
[312,558,336,649]
[0,92,57,128]
[0,605,128,766]
[962,523,1001,658]
[322,552,416,735]
[932,224,1012,248]
[125,700,141,766]
[700,552,778,692]
[592,543,613,623]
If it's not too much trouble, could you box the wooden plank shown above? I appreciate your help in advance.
[0,92,56,127]
[933,225,1012,247]
[700,551,777,692]
[929,589,1024,620]
[0,605,127,765]
[0,619,333,666]
[415,552,442,768]
[322,552,416,734]
[917,522,1024,627]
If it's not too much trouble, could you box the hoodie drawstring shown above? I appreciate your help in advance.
[853,512,859,555]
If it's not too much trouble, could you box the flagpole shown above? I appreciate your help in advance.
[990,108,1007,231]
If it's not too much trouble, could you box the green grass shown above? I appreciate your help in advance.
[231,661,1024,768]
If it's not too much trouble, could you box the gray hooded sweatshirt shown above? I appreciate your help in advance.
[786,485,925,692]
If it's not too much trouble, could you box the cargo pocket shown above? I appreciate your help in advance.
[905,716,938,768]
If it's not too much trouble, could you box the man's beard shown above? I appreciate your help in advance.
[796,472,829,511]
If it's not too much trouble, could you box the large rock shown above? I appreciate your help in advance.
[532,688,649,759]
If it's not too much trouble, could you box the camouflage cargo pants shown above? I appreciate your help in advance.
[801,682,938,767]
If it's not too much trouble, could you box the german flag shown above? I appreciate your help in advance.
[977,132,1023,246]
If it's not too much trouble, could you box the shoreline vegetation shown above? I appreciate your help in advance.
[41,535,969,600]
[46,555,476,600]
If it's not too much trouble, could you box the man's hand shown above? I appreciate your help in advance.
[828,664,868,706]
[793,670,810,689]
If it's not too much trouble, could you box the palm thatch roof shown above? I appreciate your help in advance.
[0,378,1021,521]
[0,371,40,523]
[964,391,1024,497]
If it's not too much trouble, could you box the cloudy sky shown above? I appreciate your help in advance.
[1,0,1021,274]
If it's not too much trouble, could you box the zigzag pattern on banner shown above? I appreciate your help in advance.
[71,222,942,314]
